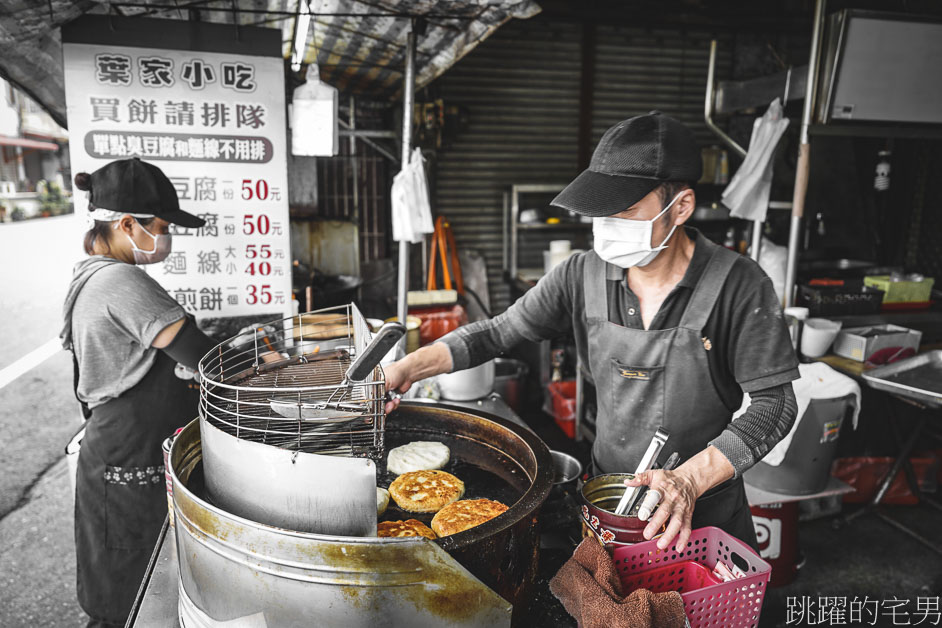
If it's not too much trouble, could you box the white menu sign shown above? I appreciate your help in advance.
[63,31,291,320]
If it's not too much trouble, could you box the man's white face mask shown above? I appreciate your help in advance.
[592,190,684,268]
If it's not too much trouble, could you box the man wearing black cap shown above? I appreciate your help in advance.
[385,112,800,552]
[61,158,216,627]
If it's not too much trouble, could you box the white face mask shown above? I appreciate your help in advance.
[592,191,684,268]
[118,218,172,264]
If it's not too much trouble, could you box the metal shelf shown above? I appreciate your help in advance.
[517,222,591,231]
[503,183,569,280]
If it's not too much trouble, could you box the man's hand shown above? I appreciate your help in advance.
[623,445,735,552]
[381,342,454,414]
[625,468,700,552]
[383,360,412,413]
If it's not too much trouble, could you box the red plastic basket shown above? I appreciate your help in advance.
[621,560,722,595]
[612,527,771,628]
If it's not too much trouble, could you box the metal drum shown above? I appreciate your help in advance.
[170,401,554,627]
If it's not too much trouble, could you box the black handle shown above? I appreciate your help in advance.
[345,322,406,382]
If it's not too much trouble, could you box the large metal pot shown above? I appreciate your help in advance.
[438,359,495,401]
[171,401,554,627]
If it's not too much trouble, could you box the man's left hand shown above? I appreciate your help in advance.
[624,469,700,552]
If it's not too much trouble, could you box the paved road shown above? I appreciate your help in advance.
[0,215,87,626]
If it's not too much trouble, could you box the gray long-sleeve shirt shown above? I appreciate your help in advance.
[438,229,800,477]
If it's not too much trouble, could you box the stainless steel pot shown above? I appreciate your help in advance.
[172,419,512,628]
[438,359,495,401]
[493,358,529,414]
[172,400,555,627]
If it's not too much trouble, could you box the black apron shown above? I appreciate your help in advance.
[74,348,198,624]
[583,241,758,551]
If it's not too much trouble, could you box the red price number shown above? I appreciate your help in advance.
[241,179,270,201]
[245,262,272,276]
[246,284,273,305]
[245,244,272,259]
[242,214,271,236]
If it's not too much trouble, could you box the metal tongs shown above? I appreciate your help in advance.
[269,322,406,421]
[614,426,670,516]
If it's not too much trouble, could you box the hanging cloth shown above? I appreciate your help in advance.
[721,98,790,222]
[391,147,434,243]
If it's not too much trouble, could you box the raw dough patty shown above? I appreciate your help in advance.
[377,519,437,540]
[387,441,450,475]
[388,469,465,513]
[377,487,390,516]
[431,498,509,537]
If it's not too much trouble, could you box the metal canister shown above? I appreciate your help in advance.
[578,473,663,550]
[162,434,175,527]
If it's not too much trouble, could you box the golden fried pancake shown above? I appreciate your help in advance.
[377,519,437,540]
[387,470,465,513]
[431,498,509,537]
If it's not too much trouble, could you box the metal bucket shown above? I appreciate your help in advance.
[493,358,529,414]
[578,473,662,549]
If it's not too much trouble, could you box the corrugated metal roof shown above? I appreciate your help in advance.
[0,0,540,128]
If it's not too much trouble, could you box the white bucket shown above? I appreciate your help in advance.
[438,360,496,401]
[549,240,571,254]
[801,318,842,358]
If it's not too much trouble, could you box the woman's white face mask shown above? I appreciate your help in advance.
[592,190,684,268]
[116,218,172,265]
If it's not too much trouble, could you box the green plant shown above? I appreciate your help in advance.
[38,180,71,216]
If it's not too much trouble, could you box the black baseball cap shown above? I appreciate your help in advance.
[552,111,702,217]
[76,157,205,228]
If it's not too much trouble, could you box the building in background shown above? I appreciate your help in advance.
[0,78,70,221]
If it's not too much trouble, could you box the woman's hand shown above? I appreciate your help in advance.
[624,468,701,552]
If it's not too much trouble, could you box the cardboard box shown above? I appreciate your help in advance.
[864,275,935,304]
[832,324,922,362]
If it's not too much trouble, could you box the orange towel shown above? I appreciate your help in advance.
[549,538,687,628]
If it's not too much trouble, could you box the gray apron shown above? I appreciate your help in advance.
[584,240,758,550]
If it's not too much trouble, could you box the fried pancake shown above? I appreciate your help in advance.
[376,519,437,540]
[387,469,465,513]
[431,498,509,537]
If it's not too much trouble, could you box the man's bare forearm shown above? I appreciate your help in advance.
[397,342,453,381]
[676,445,736,497]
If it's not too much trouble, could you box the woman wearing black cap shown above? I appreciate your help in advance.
[60,158,216,628]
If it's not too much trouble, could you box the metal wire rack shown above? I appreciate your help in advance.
[198,304,386,458]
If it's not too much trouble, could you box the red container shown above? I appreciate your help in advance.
[750,501,800,587]
[621,560,722,595]
[409,304,468,346]
[832,456,940,505]
[613,526,771,628]
[578,473,664,550]
[548,380,576,438]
